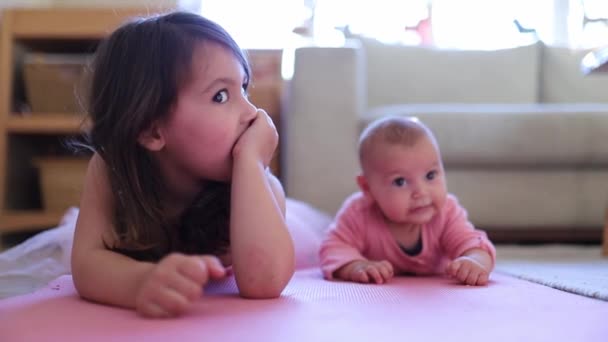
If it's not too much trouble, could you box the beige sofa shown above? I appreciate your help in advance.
[282,39,608,240]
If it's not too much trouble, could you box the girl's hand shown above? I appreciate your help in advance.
[232,109,278,168]
[135,253,226,318]
[335,260,394,284]
[446,256,490,286]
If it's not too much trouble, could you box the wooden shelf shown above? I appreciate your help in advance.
[0,210,66,233]
[8,8,160,39]
[0,8,170,233]
[7,113,89,134]
[0,9,283,235]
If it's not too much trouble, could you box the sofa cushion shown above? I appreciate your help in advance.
[361,38,541,107]
[366,104,608,166]
[446,169,608,228]
[541,45,608,103]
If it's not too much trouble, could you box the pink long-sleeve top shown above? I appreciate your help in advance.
[319,192,496,279]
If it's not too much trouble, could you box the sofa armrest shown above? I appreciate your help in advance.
[283,43,364,215]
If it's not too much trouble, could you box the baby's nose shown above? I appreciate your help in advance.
[411,184,427,198]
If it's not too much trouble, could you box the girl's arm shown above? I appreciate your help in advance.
[71,153,154,308]
[230,157,295,298]
[72,154,224,317]
[230,110,295,298]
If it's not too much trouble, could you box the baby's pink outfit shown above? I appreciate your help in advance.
[319,192,496,279]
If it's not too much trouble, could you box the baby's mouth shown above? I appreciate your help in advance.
[410,204,432,213]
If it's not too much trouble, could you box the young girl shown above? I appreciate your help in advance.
[71,11,295,318]
[319,116,496,286]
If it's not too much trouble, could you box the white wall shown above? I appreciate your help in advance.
[0,0,178,9]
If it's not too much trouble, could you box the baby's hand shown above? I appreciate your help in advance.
[232,109,278,168]
[446,256,490,286]
[335,260,394,284]
[135,253,226,318]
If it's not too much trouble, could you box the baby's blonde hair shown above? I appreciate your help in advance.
[358,116,435,169]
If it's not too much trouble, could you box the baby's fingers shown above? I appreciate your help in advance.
[446,260,461,277]
[377,261,394,282]
[366,266,384,284]
[464,269,481,286]
[476,272,490,286]
[351,267,370,283]
[456,262,471,282]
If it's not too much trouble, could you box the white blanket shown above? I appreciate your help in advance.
[496,245,608,301]
[0,200,332,299]
[0,208,77,299]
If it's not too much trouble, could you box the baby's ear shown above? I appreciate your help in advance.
[356,174,371,196]
[137,122,165,151]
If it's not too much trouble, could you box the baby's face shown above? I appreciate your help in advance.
[363,136,447,225]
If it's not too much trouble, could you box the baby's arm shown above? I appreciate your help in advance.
[446,248,493,286]
[71,154,225,318]
[440,196,496,286]
[320,200,393,284]
[334,259,394,284]
[230,110,295,298]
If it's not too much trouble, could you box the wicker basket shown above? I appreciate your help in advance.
[33,157,89,211]
[23,53,91,113]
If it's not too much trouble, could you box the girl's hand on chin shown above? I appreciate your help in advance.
[232,109,278,167]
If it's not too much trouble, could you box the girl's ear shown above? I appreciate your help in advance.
[356,174,371,196]
[137,121,166,151]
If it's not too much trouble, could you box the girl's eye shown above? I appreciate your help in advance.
[393,177,406,187]
[213,89,229,103]
[426,171,437,180]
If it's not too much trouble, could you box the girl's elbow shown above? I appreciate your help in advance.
[71,267,93,301]
[239,286,281,299]
[238,279,288,299]
[238,268,294,299]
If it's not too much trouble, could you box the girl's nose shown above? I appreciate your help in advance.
[241,95,258,123]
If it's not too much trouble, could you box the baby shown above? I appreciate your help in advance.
[319,116,495,286]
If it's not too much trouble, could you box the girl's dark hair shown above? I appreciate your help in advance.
[86,11,250,261]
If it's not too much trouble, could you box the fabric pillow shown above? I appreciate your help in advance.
[285,198,332,269]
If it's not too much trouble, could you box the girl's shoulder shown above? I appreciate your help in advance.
[87,152,110,180]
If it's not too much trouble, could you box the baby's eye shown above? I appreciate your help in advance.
[213,89,229,103]
[426,170,437,180]
[242,83,249,96]
[393,177,406,187]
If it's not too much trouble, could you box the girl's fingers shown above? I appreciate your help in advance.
[176,257,208,285]
[201,255,227,279]
[167,272,202,302]
[152,287,190,317]
[139,301,172,318]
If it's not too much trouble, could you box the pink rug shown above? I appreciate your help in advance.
[1,269,606,342]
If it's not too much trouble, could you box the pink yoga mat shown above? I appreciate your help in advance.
[1,269,606,342]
